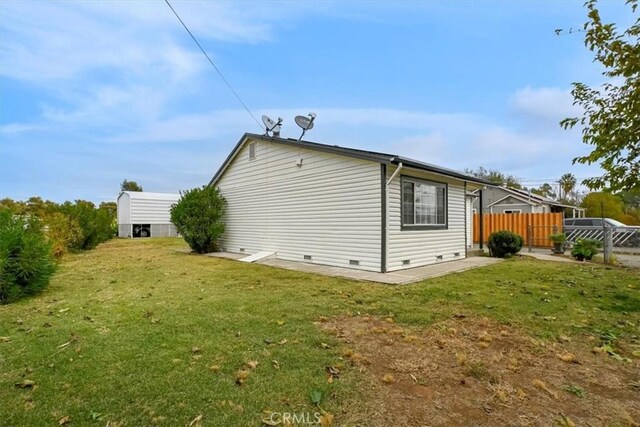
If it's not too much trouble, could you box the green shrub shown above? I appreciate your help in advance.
[59,200,114,250]
[171,186,226,253]
[487,230,524,258]
[0,210,56,304]
[571,238,601,261]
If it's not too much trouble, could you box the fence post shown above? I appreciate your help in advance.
[603,227,613,264]
[552,224,558,235]
[527,225,533,253]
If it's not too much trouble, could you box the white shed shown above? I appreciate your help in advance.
[117,191,180,238]
[209,133,490,272]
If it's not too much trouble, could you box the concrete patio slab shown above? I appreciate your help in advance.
[205,252,503,284]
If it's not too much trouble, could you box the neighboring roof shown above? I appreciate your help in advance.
[118,191,180,201]
[209,133,493,186]
[480,186,585,210]
[487,194,539,208]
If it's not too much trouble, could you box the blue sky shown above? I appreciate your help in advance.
[0,1,632,203]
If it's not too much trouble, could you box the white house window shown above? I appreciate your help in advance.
[401,177,447,229]
[503,209,521,214]
[249,142,256,160]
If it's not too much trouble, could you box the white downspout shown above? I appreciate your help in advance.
[384,162,402,272]
[386,162,403,187]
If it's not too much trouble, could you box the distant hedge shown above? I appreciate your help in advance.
[59,201,114,250]
[0,210,56,304]
[0,197,116,256]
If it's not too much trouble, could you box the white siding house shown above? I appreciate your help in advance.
[210,134,489,273]
[117,191,180,238]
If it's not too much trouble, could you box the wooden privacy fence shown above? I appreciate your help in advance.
[473,213,563,248]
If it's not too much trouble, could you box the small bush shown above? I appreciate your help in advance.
[0,210,57,304]
[171,186,226,253]
[549,233,566,244]
[487,230,523,258]
[571,238,601,261]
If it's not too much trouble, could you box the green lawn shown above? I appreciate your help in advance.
[1,238,639,426]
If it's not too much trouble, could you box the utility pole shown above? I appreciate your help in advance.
[557,180,562,201]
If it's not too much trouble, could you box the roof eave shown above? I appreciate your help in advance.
[209,133,494,187]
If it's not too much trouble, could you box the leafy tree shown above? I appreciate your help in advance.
[532,183,557,199]
[617,188,640,224]
[559,173,577,200]
[617,188,640,209]
[99,201,117,218]
[170,186,226,253]
[560,0,639,191]
[465,167,522,188]
[121,179,143,192]
[99,201,118,236]
[0,198,24,214]
[581,192,625,220]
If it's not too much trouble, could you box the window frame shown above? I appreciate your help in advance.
[400,175,448,231]
[503,209,522,214]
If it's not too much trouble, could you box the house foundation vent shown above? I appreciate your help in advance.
[402,259,411,266]
[349,260,360,266]
[454,252,461,258]
[304,255,312,260]
[435,255,443,261]
[239,248,245,252]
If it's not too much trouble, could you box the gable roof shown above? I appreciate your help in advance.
[209,133,493,186]
[477,186,583,209]
[487,193,539,208]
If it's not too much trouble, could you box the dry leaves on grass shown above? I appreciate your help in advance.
[235,369,250,386]
[319,412,334,426]
[532,379,558,399]
[382,373,396,384]
[557,352,578,363]
[188,414,203,426]
[321,315,640,426]
[15,380,35,389]
[58,416,70,425]
[326,366,340,383]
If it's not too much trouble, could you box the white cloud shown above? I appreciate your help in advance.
[510,86,580,123]
[0,1,292,83]
[0,1,332,83]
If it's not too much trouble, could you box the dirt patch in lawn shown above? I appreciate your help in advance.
[321,315,640,426]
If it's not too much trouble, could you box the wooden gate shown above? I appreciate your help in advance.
[473,213,563,248]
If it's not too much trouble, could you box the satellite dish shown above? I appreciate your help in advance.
[262,115,282,137]
[294,113,317,140]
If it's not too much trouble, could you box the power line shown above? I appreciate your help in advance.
[163,0,262,131]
